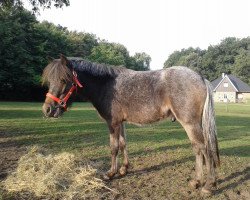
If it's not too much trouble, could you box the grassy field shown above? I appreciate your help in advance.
[0,101,249,199]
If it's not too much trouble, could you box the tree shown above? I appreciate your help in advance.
[164,47,203,68]
[201,46,218,80]
[0,7,41,100]
[88,42,151,71]
[33,21,72,58]
[164,37,250,83]
[0,7,72,100]
[233,49,250,84]
[131,52,151,71]
[88,42,129,66]
[67,31,98,58]
[0,6,152,100]
[0,0,70,13]
[164,50,183,68]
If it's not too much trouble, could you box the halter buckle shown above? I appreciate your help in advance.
[59,100,66,108]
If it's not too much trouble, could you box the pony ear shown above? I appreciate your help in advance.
[47,56,55,62]
[60,54,68,66]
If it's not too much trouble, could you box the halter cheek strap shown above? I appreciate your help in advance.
[73,71,83,87]
[46,70,83,110]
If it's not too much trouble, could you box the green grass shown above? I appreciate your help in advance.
[0,101,249,199]
[0,102,249,157]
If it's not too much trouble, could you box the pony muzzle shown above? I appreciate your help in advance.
[43,103,63,118]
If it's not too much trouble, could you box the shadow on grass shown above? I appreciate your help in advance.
[217,115,249,124]
[215,167,250,195]
[220,145,250,157]
[0,110,43,119]
[0,140,22,149]
[2,129,249,159]
[109,155,194,181]
[0,132,108,152]
[132,156,194,175]
[129,143,191,157]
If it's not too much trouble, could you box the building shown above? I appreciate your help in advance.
[211,73,250,103]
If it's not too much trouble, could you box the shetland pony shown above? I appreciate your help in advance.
[42,55,219,193]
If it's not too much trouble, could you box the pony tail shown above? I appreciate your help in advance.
[202,80,220,167]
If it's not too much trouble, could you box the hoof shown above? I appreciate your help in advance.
[189,180,201,189]
[103,171,115,180]
[102,174,111,181]
[201,187,212,195]
[119,166,127,176]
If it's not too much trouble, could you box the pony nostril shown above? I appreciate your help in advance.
[46,107,51,114]
[43,104,53,117]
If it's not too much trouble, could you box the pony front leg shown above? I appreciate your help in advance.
[119,123,129,176]
[105,123,120,179]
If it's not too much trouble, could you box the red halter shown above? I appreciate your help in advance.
[46,70,83,110]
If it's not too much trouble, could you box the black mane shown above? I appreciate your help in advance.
[68,57,128,78]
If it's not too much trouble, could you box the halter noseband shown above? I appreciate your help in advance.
[46,70,83,110]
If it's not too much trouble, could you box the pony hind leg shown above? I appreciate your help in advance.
[201,150,217,194]
[118,123,129,176]
[182,122,217,193]
[190,144,204,189]
[181,123,205,189]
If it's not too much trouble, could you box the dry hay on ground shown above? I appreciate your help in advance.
[2,146,115,199]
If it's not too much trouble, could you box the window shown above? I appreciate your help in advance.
[223,82,228,87]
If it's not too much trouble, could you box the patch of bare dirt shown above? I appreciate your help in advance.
[0,133,26,181]
[0,132,249,200]
[0,132,27,199]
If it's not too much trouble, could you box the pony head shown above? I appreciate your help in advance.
[42,54,77,118]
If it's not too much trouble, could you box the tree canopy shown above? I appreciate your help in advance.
[1,6,249,101]
[164,37,250,84]
[0,0,70,13]
[0,7,151,101]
